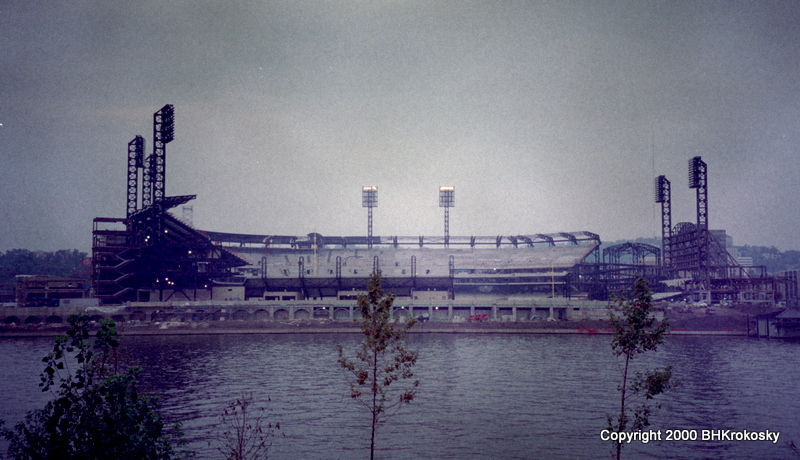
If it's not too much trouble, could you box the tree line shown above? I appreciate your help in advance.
[0,249,89,284]
[736,245,800,274]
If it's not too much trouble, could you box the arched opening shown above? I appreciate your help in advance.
[233,310,250,321]
[293,309,310,320]
[274,309,289,320]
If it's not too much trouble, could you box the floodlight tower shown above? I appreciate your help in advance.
[439,186,455,247]
[654,175,672,267]
[151,104,175,204]
[688,156,708,230]
[126,136,145,218]
[362,186,377,249]
[142,105,175,207]
[688,156,709,281]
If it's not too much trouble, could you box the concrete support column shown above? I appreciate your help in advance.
[448,305,453,321]
[512,306,517,321]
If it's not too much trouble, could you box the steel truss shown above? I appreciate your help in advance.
[93,205,247,304]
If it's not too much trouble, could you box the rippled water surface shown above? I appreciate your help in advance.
[1,333,798,459]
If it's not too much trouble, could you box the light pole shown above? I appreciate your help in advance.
[439,186,454,247]
[362,186,377,249]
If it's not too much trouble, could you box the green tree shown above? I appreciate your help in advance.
[213,394,280,460]
[0,314,189,459]
[607,278,675,460]
[0,249,89,283]
[337,272,419,460]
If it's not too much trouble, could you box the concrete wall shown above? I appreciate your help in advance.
[213,286,245,301]
[0,299,611,325]
[411,290,450,302]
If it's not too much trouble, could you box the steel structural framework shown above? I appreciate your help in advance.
[203,231,602,249]
[663,157,714,280]
[93,104,247,304]
[652,156,780,306]
[126,136,145,218]
[557,242,664,301]
[604,242,661,266]
[93,208,247,304]
[571,261,662,300]
[655,175,672,267]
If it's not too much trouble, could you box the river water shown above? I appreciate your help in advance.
[1,332,798,459]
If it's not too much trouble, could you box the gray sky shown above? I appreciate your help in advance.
[1,1,799,253]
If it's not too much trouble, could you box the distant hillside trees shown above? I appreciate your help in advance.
[735,245,800,274]
[0,249,89,283]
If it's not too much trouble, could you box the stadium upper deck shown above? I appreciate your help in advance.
[202,231,601,300]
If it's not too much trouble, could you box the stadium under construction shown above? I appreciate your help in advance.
[89,105,781,311]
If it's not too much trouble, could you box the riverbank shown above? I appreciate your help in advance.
[0,315,750,337]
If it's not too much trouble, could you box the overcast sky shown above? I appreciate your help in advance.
[1,1,799,253]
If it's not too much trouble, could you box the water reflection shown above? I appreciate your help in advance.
[1,334,797,459]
